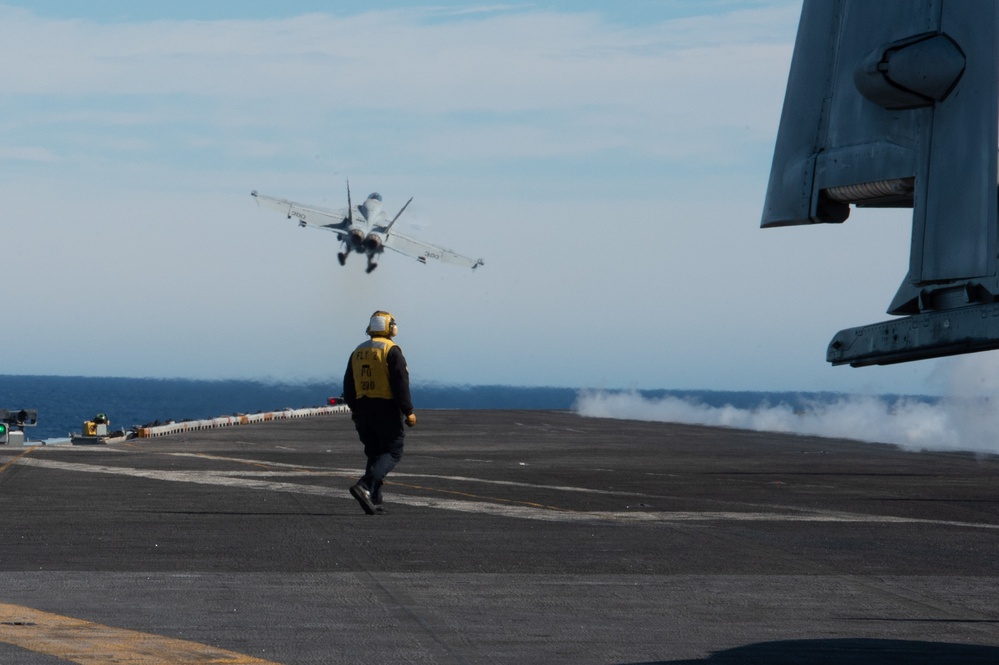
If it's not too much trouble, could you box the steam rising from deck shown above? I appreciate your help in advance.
[575,354,999,455]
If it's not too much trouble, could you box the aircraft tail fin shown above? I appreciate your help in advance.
[385,197,413,235]
[346,179,354,226]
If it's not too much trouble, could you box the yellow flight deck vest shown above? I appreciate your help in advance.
[351,338,396,400]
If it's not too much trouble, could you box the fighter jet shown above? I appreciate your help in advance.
[251,183,484,273]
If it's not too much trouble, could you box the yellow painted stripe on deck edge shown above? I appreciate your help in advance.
[0,447,35,475]
[0,604,284,664]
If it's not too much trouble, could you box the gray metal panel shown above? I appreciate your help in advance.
[918,2,998,282]
[817,2,935,170]
[762,0,999,366]
[761,0,839,227]
[762,1,942,227]
[828,303,999,366]
[814,143,917,192]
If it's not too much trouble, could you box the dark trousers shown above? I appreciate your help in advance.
[353,409,405,504]
[361,448,403,504]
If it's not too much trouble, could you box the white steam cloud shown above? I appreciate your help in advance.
[575,354,999,455]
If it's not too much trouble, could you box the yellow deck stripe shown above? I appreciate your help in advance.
[0,447,35,475]
[0,604,284,664]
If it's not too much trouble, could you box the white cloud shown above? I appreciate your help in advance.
[0,4,797,114]
[0,3,801,179]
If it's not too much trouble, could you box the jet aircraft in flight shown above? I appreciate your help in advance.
[251,183,484,273]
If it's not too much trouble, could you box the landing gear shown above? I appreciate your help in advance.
[366,261,378,273]
[337,252,348,266]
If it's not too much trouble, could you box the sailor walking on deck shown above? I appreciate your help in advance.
[343,310,416,514]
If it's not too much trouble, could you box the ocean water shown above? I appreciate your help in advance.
[0,374,855,442]
[0,375,576,440]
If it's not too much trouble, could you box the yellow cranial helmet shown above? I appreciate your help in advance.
[367,310,398,337]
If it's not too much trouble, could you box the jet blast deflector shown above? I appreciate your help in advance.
[763,0,999,366]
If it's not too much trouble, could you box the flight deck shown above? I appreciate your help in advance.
[0,410,996,663]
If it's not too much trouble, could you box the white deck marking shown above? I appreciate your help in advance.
[5,455,997,530]
[166,452,654,498]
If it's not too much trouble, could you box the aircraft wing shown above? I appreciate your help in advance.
[382,231,484,269]
[251,191,350,234]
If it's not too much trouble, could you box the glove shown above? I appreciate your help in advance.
[405,413,417,428]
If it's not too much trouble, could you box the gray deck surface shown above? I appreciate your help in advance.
[0,410,996,663]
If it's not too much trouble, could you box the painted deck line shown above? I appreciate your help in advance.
[0,603,283,664]
[5,455,998,531]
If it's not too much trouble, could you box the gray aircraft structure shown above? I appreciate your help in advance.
[252,183,484,273]
[763,0,999,367]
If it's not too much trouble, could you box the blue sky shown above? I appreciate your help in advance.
[0,0,980,395]
[9,2,779,23]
